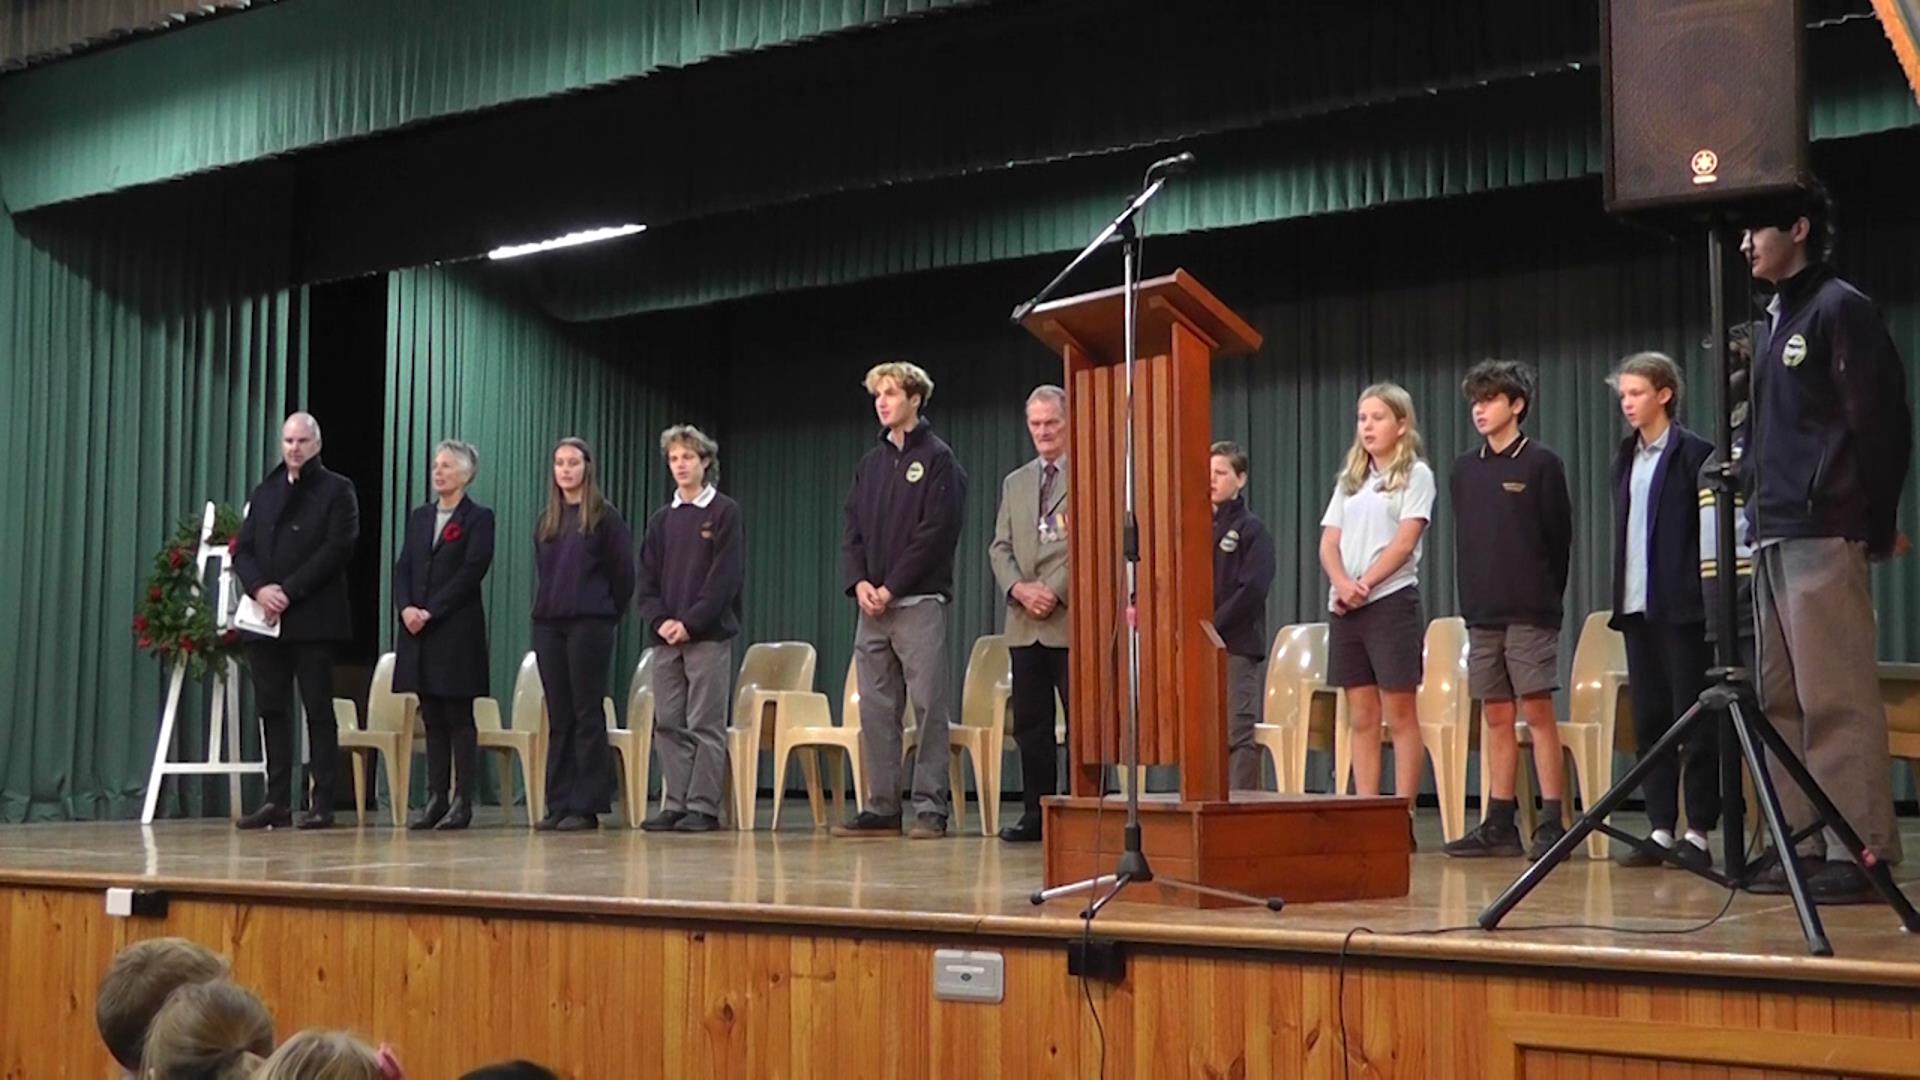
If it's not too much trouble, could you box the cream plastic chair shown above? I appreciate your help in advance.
[723,642,818,830]
[768,657,867,830]
[1417,617,1473,842]
[1494,611,1626,858]
[1252,623,1345,794]
[1331,617,1470,842]
[333,652,418,827]
[605,649,657,829]
[945,635,1011,836]
[1882,662,1920,794]
[475,652,547,829]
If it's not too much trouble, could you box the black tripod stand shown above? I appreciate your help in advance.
[1011,152,1283,917]
[1478,224,1920,956]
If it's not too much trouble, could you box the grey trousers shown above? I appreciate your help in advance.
[1227,654,1265,790]
[651,639,733,817]
[1755,538,1903,864]
[854,603,952,820]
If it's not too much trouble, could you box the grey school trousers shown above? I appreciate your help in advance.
[854,602,952,821]
[1754,537,1903,864]
[651,639,733,818]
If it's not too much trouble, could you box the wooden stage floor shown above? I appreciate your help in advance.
[5,808,1920,988]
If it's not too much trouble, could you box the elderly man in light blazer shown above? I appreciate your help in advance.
[989,384,1072,842]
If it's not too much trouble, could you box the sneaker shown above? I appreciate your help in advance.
[673,812,720,833]
[1443,819,1524,858]
[641,810,686,833]
[830,811,903,837]
[1526,821,1567,861]
[908,814,947,840]
[1807,861,1876,905]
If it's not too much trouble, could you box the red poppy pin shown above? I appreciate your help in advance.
[441,522,463,543]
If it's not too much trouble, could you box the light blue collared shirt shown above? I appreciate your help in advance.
[1622,427,1670,616]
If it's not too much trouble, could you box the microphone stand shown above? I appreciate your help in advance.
[1015,156,1284,918]
[1476,218,1920,955]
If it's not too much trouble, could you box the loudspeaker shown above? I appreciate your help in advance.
[1601,0,1808,214]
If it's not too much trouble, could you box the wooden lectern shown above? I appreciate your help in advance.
[1021,270,1410,908]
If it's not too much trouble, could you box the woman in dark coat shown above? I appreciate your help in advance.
[393,439,496,830]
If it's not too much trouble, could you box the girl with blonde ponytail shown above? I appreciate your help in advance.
[1318,383,1435,835]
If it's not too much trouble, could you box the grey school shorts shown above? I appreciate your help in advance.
[1467,624,1560,700]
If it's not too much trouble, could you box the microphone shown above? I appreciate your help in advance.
[1145,151,1196,178]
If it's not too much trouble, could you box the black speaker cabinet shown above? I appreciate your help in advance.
[1602,0,1809,214]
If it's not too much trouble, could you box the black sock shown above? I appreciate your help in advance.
[1540,799,1565,831]
[1487,797,1518,830]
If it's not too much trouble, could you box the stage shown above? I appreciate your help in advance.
[5,810,1920,1077]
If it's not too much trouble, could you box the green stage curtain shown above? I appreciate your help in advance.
[0,203,305,822]
[382,267,719,723]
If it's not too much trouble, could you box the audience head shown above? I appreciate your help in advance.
[138,979,273,1080]
[96,937,230,1073]
[460,1062,560,1080]
[255,1029,401,1080]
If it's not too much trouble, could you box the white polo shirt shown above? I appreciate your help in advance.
[1320,460,1436,610]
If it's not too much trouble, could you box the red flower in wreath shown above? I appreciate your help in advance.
[179,637,196,653]
[133,615,149,633]
[227,534,239,554]
[138,636,152,649]
[441,522,463,543]
[168,547,186,569]
[149,586,164,601]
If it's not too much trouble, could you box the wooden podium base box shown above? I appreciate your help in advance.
[1040,792,1411,908]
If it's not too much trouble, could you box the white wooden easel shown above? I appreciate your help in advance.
[140,501,266,823]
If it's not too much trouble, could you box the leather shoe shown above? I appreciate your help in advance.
[408,797,450,831]
[235,803,291,831]
[673,811,720,833]
[433,797,472,831]
[1743,848,1824,894]
[295,809,335,830]
[533,811,565,832]
[641,810,686,832]
[998,817,1042,843]
[554,813,598,832]
[1807,861,1877,905]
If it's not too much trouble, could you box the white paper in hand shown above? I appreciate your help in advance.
[234,595,282,638]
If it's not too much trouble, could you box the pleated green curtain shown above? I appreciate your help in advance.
[0,0,981,211]
[381,267,719,719]
[635,187,1920,797]
[0,202,306,822]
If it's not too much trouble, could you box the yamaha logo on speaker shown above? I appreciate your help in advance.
[1691,149,1720,186]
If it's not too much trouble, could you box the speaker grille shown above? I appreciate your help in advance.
[1604,0,1807,212]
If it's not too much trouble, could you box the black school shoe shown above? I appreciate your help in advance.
[1443,819,1524,858]
[830,811,902,837]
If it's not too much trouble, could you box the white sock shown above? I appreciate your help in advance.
[1684,830,1710,851]
[1651,828,1675,848]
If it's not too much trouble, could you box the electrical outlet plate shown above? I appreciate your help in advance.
[933,949,1005,1003]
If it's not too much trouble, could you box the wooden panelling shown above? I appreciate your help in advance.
[8,884,1919,1079]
